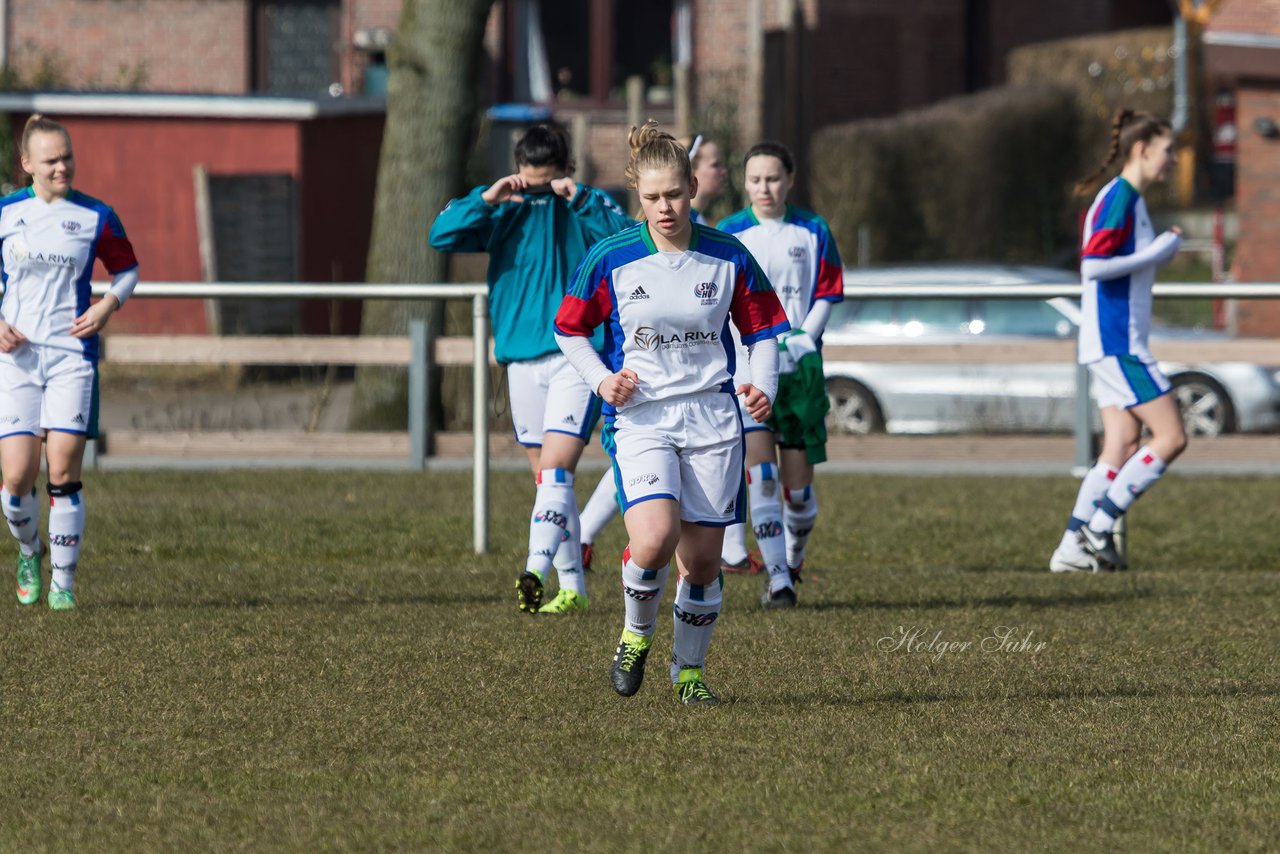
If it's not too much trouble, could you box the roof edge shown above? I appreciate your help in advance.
[0,92,387,120]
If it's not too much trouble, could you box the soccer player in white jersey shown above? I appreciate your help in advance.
[0,115,139,610]
[1050,109,1186,573]
[718,142,844,607]
[555,121,789,705]
[430,125,632,615]
[575,132,743,573]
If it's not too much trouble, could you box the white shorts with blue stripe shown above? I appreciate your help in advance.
[1087,354,1171,410]
[506,352,602,447]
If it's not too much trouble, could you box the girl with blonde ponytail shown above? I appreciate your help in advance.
[1050,109,1186,574]
[0,114,140,610]
[555,120,789,704]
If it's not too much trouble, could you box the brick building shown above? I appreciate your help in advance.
[1205,0,1280,335]
[9,0,1172,183]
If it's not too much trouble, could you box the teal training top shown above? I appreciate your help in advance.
[429,184,633,364]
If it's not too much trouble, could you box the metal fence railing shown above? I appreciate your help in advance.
[92,280,1280,553]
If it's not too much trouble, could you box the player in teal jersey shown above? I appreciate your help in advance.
[430,125,633,614]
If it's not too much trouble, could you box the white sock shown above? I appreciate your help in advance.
[579,471,619,547]
[782,484,818,570]
[525,469,577,584]
[551,498,587,596]
[670,573,723,681]
[747,463,789,593]
[1065,463,1116,543]
[1089,447,1167,533]
[621,546,669,637]
[48,483,85,593]
[1,484,39,557]
[720,522,748,565]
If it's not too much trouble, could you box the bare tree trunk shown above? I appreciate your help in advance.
[350,0,495,429]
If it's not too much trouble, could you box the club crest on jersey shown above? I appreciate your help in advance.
[61,220,83,234]
[694,281,719,305]
[634,326,661,350]
[788,245,806,261]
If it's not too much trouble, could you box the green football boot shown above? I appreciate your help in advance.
[538,588,588,615]
[673,668,720,706]
[15,543,42,606]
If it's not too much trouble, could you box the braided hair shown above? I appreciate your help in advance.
[1073,108,1171,197]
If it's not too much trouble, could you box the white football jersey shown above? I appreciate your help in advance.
[0,188,137,361]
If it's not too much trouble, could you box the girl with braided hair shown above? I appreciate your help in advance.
[1050,109,1186,573]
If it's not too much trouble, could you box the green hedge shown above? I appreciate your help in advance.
[1008,26,1178,211]
[811,83,1081,264]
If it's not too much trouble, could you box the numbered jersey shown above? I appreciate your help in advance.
[555,222,790,416]
[0,188,137,361]
[717,205,843,331]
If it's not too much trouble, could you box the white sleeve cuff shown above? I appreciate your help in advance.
[107,266,139,307]
[746,337,779,403]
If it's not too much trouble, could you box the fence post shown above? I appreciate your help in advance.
[408,318,431,469]
[1073,354,1092,475]
[472,293,490,554]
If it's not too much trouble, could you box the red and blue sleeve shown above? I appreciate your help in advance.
[813,221,844,302]
[97,210,138,274]
[555,255,614,338]
[731,252,791,345]
[1082,183,1138,259]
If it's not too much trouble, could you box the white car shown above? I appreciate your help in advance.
[822,265,1280,437]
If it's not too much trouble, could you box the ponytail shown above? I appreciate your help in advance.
[1074,108,1170,197]
[20,114,70,157]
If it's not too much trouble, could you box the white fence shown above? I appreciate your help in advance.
[91,280,1280,553]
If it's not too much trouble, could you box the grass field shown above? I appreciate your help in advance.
[1,469,1278,851]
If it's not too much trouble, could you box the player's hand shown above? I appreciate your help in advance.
[598,368,640,407]
[737,383,772,422]
[1170,225,1183,236]
[481,174,527,205]
[70,294,120,339]
[550,177,579,202]
[0,319,27,353]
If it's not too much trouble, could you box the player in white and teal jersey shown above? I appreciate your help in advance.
[430,124,633,615]
[717,141,843,607]
[556,122,789,705]
[0,115,140,611]
[575,132,743,573]
[1051,110,1187,574]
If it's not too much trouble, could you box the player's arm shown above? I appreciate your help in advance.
[801,221,844,339]
[555,251,638,406]
[567,184,636,242]
[428,186,501,253]
[73,209,138,339]
[1080,188,1180,281]
[738,337,778,422]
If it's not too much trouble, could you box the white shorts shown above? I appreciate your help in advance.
[506,352,601,447]
[1087,354,1172,410]
[0,345,98,439]
[603,391,745,526]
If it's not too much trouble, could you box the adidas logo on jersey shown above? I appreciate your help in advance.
[563,414,578,426]
[71,414,85,425]
[629,286,650,300]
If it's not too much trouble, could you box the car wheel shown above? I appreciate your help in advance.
[825,378,884,435]
[1171,373,1235,437]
